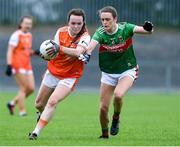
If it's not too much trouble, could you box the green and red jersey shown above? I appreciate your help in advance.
[92,22,137,74]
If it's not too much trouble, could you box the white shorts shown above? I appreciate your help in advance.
[101,66,139,86]
[42,70,78,89]
[12,68,33,75]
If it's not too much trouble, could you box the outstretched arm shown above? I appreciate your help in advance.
[78,39,98,64]
[86,39,98,54]
[134,21,154,34]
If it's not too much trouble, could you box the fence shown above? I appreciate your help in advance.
[0,59,180,92]
[0,0,180,26]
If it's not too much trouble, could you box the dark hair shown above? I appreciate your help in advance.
[99,6,117,18]
[18,15,33,29]
[67,8,87,47]
[67,8,86,22]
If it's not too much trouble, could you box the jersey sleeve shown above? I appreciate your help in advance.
[78,34,91,49]
[8,32,19,47]
[92,30,101,44]
[54,29,60,45]
[125,23,136,37]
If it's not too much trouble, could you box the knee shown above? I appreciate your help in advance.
[26,85,35,95]
[47,98,58,108]
[114,91,124,100]
[35,99,44,111]
[100,103,109,114]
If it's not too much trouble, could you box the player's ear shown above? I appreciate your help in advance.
[114,17,117,23]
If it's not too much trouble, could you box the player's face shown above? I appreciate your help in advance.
[100,12,117,33]
[20,18,32,32]
[68,15,84,36]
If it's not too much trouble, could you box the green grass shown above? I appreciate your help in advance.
[0,91,179,146]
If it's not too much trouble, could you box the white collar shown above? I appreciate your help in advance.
[106,24,118,35]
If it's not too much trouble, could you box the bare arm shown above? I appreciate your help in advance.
[61,35,91,57]
[7,45,15,65]
[78,39,98,64]
[86,39,98,54]
[133,26,153,34]
[134,21,154,34]
[61,45,86,57]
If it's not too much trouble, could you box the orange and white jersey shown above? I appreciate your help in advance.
[47,26,90,79]
[9,30,32,70]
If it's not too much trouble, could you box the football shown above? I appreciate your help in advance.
[39,40,59,60]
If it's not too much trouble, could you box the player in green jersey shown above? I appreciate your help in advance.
[79,6,153,138]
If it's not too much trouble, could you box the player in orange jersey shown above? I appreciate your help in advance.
[6,16,37,116]
[28,9,90,140]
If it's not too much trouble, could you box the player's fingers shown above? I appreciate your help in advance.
[46,47,54,52]
[78,54,85,60]
[47,50,55,55]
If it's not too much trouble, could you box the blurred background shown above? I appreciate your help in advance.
[0,0,180,92]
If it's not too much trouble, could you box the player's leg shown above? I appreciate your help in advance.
[25,72,35,98]
[29,84,71,139]
[35,70,56,113]
[29,79,76,139]
[111,67,138,135]
[110,76,134,135]
[7,73,28,116]
[35,83,54,113]
[99,82,115,138]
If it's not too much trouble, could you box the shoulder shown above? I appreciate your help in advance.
[118,22,136,29]
[9,30,21,46]
[10,30,21,38]
[118,22,126,29]
[96,26,106,35]
[57,26,68,33]
[9,30,23,40]
[81,31,90,38]
[26,32,32,37]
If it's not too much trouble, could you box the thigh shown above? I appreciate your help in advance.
[114,76,134,97]
[100,82,115,107]
[35,83,54,107]
[25,73,35,89]
[47,84,72,106]
[14,73,28,89]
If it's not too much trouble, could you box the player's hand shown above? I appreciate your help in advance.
[5,65,12,76]
[39,40,59,61]
[39,53,50,61]
[50,40,60,54]
[33,49,40,56]
[143,21,153,32]
[45,40,60,57]
[78,53,91,64]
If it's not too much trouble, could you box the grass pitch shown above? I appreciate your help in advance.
[0,91,179,146]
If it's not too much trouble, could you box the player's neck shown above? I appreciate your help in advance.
[68,27,76,37]
[106,24,118,34]
[20,28,29,33]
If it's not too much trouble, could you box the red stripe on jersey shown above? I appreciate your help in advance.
[99,37,133,53]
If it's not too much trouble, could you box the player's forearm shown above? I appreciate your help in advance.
[30,49,36,55]
[6,46,13,65]
[133,26,153,34]
[61,46,84,57]
[134,21,154,34]
[86,40,98,54]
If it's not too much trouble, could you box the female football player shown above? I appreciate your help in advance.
[79,6,153,138]
[6,16,36,116]
[29,8,90,140]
